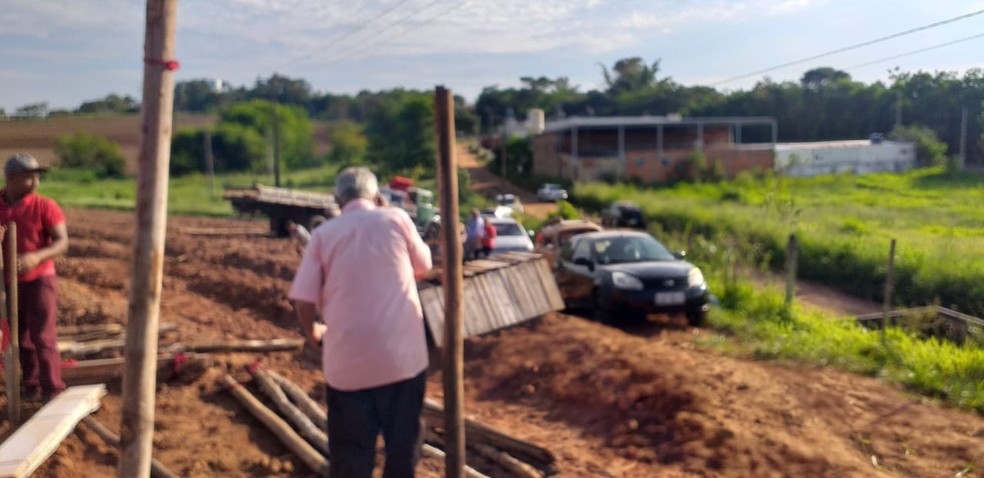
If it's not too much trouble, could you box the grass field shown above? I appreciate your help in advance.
[572,167,984,316]
[0,114,216,173]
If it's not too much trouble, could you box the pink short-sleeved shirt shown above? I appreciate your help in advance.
[289,198,432,391]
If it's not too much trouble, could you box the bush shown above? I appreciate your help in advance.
[53,131,126,178]
[888,124,947,167]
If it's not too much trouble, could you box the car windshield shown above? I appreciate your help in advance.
[544,184,561,190]
[494,222,524,236]
[592,235,675,264]
[498,195,516,206]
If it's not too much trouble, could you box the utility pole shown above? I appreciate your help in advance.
[272,106,281,187]
[895,92,902,128]
[204,130,215,198]
[435,86,465,478]
[120,1,177,476]
[959,106,968,171]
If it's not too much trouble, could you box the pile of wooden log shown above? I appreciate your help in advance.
[221,365,557,477]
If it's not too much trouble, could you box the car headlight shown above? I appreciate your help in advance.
[688,268,705,287]
[612,271,644,290]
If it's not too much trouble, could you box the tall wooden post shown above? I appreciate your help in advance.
[784,233,797,311]
[881,239,897,340]
[5,224,19,424]
[435,86,465,478]
[119,1,177,476]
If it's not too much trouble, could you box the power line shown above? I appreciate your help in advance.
[711,8,984,86]
[277,0,416,70]
[322,0,468,66]
[843,32,984,71]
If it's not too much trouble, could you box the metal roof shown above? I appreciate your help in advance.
[543,115,776,133]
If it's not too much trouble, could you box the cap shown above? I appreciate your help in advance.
[5,153,50,176]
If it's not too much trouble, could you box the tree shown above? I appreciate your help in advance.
[800,67,850,91]
[326,120,368,165]
[54,132,126,177]
[77,94,140,114]
[600,57,662,95]
[364,91,435,177]
[15,102,47,118]
[174,79,224,112]
[888,124,948,167]
[221,100,314,170]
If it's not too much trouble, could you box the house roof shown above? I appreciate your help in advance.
[543,115,776,133]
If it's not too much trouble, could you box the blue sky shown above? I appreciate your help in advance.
[2,0,984,112]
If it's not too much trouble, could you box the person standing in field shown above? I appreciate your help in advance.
[479,218,496,258]
[289,166,432,477]
[464,208,485,261]
[0,153,69,403]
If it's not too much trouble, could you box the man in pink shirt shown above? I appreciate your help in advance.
[290,167,432,478]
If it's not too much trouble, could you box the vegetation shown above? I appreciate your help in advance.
[572,167,984,317]
[53,132,126,178]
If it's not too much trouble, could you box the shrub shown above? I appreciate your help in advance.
[53,131,126,178]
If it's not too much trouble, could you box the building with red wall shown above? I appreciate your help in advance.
[532,116,777,183]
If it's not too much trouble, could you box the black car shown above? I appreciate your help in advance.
[555,230,710,325]
[601,201,646,229]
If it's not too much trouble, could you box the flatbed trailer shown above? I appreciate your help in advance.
[223,184,338,236]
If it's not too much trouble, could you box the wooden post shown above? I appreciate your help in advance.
[272,106,281,188]
[435,85,465,478]
[80,416,180,478]
[882,238,897,339]
[784,233,797,311]
[203,130,215,198]
[5,223,19,424]
[119,1,178,476]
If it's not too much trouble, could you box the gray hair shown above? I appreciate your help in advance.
[334,167,379,205]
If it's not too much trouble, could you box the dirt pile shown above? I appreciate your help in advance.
[0,208,980,477]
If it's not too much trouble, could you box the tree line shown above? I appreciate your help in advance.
[18,58,984,179]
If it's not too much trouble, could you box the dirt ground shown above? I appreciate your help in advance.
[0,144,980,477]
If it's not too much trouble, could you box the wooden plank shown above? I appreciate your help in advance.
[165,338,304,354]
[0,384,107,478]
[62,353,209,386]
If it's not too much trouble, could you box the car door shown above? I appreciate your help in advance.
[557,238,596,306]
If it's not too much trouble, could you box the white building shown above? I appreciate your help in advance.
[774,139,915,177]
[501,108,546,138]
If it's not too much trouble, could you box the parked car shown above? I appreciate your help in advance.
[487,217,534,254]
[537,183,569,202]
[534,219,603,267]
[601,201,646,229]
[495,193,524,213]
[555,230,709,325]
[480,206,514,219]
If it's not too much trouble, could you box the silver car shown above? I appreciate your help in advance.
[487,217,534,254]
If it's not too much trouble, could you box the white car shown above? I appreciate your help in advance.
[487,217,534,254]
[537,183,569,202]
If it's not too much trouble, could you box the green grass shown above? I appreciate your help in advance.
[704,279,984,414]
[571,167,984,316]
[41,164,343,217]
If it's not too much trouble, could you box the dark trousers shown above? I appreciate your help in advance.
[327,371,426,478]
[18,275,65,398]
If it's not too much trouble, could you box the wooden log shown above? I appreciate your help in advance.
[59,338,126,357]
[78,416,179,478]
[219,374,329,475]
[0,384,106,478]
[249,367,328,455]
[61,353,209,386]
[422,398,555,466]
[265,369,327,431]
[469,442,542,478]
[165,338,304,354]
[421,443,490,478]
[58,323,124,342]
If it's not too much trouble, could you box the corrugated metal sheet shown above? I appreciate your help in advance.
[418,253,564,347]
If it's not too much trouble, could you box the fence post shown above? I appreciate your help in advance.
[882,238,897,339]
[784,233,797,311]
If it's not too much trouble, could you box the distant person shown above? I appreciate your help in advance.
[289,166,432,478]
[285,220,310,256]
[479,219,497,258]
[464,208,485,260]
[0,153,69,403]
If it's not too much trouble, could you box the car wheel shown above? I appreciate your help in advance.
[687,309,707,327]
[593,290,616,325]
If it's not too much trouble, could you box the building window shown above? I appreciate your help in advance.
[635,158,644,167]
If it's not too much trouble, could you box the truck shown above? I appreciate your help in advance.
[223,184,338,236]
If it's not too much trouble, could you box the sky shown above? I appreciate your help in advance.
[3,0,984,113]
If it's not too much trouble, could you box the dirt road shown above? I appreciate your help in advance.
[457,143,558,220]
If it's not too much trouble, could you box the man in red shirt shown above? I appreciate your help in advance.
[0,153,69,402]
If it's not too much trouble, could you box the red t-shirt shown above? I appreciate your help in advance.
[0,191,65,282]
[481,222,496,248]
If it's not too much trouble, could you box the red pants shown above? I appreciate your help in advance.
[17,275,64,398]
